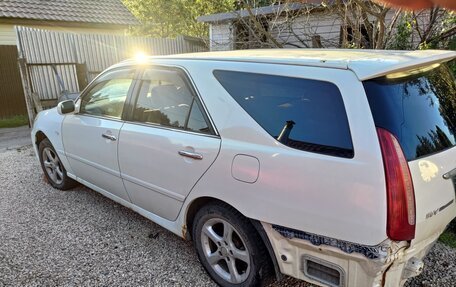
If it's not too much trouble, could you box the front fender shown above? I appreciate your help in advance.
[31,108,73,175]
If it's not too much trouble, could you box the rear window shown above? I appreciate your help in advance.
[364,63,456,161]
[213,70,354,158]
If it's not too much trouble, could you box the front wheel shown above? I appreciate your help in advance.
[193,203,271,287]
[38,138,77,190]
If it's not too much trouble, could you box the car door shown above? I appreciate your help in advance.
[118,66,221,221]
[62,67,136,202]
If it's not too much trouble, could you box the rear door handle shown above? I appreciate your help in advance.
[102,133,117,141]
[443,167,456,180]
[178,150,203,160]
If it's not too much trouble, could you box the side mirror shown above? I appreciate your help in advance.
[57,100,75,115]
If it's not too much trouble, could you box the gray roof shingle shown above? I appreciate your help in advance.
[0,0,139,26]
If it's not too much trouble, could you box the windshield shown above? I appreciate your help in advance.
[363,63,456,161]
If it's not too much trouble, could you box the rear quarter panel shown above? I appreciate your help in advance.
[160,59,388,246]
[409,147,456,245]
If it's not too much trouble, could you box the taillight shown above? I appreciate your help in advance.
[377,128,416,241]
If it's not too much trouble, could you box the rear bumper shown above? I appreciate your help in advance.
[262,223,440,287]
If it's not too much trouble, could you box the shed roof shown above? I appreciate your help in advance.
[198,1,333,23]
[0,0,139,26]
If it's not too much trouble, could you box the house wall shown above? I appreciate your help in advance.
[208,13,347,51]
[0,24,17,45]
[384,9,435,48]
[208,8,433,51]
[270,13,342,48]
[209,23,234,51]
[0,23,127,46]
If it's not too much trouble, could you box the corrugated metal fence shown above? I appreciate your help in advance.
[15,26,207,120]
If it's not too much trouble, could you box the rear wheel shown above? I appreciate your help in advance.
[193,203,271,287]
[38,138,77,190]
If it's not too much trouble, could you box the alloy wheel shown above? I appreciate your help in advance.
[200,218,251,284]
[42,147,64,185]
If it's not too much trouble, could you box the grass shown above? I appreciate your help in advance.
[0,115,29,128]
[439,230,456,249]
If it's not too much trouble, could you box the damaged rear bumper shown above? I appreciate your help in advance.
[262,223,439,287]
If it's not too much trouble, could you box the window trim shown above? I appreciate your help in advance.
[213,69,355,159]
[76,66,139,121]
[124,65,218,137]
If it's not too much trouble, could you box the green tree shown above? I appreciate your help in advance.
[387,13,413,50]
[122,0,235,38]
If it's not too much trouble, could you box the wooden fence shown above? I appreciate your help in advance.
[14,26,207,123]
[0,45,27,119]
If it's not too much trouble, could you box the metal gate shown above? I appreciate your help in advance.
[15,26,207,123]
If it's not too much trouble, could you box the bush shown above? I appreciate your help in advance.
[449,218,456,233]
[440,230,456,248]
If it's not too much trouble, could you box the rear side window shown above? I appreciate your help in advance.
[134,69,192,129]
[132,68,213,134]
[364,63,456,161]
[213,70,354,158]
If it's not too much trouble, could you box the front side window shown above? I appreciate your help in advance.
[132,68,212,134]
[214,70,354,158]
[80,69,135,119]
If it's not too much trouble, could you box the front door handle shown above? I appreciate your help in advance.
[178,150,203,160]
[102,133,117,141]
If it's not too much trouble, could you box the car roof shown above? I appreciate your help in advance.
[119,49,456,81]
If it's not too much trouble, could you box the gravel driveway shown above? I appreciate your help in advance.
[0,126,31,152]
[0,146,455,287]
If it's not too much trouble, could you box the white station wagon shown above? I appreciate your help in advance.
[32,49,456,287]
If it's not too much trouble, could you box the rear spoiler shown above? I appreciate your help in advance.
[350,50,456,81]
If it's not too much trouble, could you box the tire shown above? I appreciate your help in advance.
[38,138,77,190]
[193,202,272,287]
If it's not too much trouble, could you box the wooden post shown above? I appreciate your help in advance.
[31,92,42,113]
[17,57,35,127]
[76,63,89,91]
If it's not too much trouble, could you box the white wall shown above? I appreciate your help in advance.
[208,13,345,50]
[270,13,342,48]
[209,23,234,51]
[0,24,17,45]
[384,9,435,48]
[208,8,435,50]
